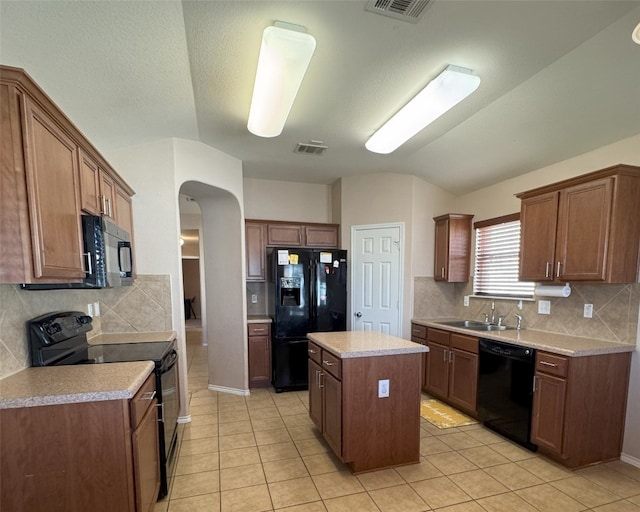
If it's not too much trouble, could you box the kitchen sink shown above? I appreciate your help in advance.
[437,320,515,331]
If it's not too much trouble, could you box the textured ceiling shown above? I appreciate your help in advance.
[1,1,639,195]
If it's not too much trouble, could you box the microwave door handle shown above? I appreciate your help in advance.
[84,252,93,276]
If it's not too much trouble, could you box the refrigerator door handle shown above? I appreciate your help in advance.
[309,258,317,331]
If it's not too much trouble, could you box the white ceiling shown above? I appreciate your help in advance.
[1,1,639,195]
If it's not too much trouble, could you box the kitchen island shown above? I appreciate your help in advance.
[307,331,428,474]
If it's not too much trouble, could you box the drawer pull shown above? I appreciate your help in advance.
[539,361,558,367]
[253,328,265,333]
[142,390,156,401]
[308,349,318,354]
[323,360,334,367]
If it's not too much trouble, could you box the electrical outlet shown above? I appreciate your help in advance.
[463,295,470,307]
[538,300,551,315]
[87,303,93,317]
[94,302,100,317]
[584,304,593,318]
[251,294,258,304]
[378,379,390,398]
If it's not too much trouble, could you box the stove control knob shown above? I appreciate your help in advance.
[77,315,91,325]
[46,322,61,335]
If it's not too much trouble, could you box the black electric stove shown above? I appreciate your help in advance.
[27,311,179,499]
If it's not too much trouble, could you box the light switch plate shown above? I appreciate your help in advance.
[251,294,258,304]
[538,300,551,315]
[378,379,390,398]
[94,302,100,317]
[463,296,469,307]
[87,303,94,317]
[584,304,593,318]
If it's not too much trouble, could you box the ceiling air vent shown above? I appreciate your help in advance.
[294,140,328,156]
[365,0,432,23]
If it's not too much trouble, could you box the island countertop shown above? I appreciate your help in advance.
[307,331,428,359]
[412,318,636,357]
[0,361,155,409]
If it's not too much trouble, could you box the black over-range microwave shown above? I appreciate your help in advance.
[21,215,133,290]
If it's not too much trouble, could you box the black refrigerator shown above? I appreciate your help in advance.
[271,248,347,392]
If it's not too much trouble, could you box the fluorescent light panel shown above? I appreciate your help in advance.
[366,65,481,154]
[247,22,316,138]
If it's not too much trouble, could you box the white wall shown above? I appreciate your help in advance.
[108,138,247,417]
[243,178,332,222]
[447,133,640,462]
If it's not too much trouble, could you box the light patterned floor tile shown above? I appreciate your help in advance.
[218,446,261,469]
[323,492,381,512]
[258,441,300,462]
[368,483,428,512]
[356,468,405,491]
[424,451,479,475]
[516,483,587,512]
[577,465,640,498]
[302,452,347,475]
[175,452,220,475]
[276,501,328,512]
[457,446,510,468]
[168,492,220,512]
[269,476,322,509]
[550,476,622,508]
[448,469,509,499]
[220,462,266,491]
[394,458,443,483]
[263,457,309,483]
[410,475,472,509]
[312,470,366,500]
[516,457,573,482]
[171,470,220,500]
[476,491,539,512]
[590,500,640,512]
[483,462,544,491]
[220,483,272,512]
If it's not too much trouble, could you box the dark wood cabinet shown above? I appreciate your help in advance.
[0,372,160,512]
[245,222,267,281]
[308,338,422,473]
[410,323,428,389]
[433,214,473,282]
[518,164,640,283]
[244,220,339,281]
[423,327,479,415]
[1,65,135,285]
[247,322,271,387]
[531,350,631,468]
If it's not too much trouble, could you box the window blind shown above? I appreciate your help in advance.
[473,218,534,298]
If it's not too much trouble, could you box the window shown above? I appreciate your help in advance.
[473,213,534,298]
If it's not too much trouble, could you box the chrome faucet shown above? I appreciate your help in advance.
[514,313,523,330]
[489,301,496,324]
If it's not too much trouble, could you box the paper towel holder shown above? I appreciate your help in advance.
[534,283,572,298]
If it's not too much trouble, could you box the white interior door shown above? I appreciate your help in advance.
[351,224,403,336]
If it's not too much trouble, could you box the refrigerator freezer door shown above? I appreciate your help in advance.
[312,250,347,332]
[273,250,311,339]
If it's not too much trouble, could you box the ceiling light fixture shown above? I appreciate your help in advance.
[633,21,640,45]
[247,21,316,138]
[365,65,481,154]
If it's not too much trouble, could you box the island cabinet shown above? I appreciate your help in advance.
[0,371,160,512]
[248,322,271,388]
[0,65,135,285]
[531,350,631,468]
[517,164,640,283]
[307,332,426,474]
[433,214,474,282]
[424,327,478,416]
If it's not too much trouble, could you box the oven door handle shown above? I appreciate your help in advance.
[161,349,178,373]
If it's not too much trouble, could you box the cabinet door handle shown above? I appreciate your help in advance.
[253,328,265,333]
[308,349,318,354]
[441,267,445,279]
[545,262,551,278]
[101,195,107,215]
[448,351,453,364]
[142,390,156,401]
[83,252,93,276]
[532,375,537,393]
[539,361,558,367]
[556,261,562,278]
[318,370,324,389]
[323,360,334,367]
[443,349,448,363]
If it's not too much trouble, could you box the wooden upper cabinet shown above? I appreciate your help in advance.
[0,65,136,284]
[518,165,640,283]
[433,214,473,282]
[21,95,85,280]
[114,185,134,235]
[246,222,266,281]
[304,225,339,248]
[267,223,304,246]
[100,171,117,220]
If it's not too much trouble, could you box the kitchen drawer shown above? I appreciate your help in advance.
[308,342,322,364]
[248,323,270,336]
[536,351,569,378]
[130,372,157,429]
[411,323,427,340]
[321,350,342,380]
[450,333,478,354]
[427,328,450,345]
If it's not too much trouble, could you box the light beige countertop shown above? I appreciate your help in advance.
[0,361,154,409]
[247,316,272,324]
[88,330,177,344]
[412,318,636,357]
[308,331,428,359]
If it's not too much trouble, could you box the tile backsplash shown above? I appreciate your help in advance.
[0,274,172,379]
[414,277,639,346]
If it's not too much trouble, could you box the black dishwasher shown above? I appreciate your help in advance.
[478,338,537,451]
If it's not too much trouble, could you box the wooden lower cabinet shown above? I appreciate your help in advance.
[0,372,160,512]
[308,341,422,473]
[423,327,479,415]
[410,323,429,390]
[531,350,631,468]
[248,322,271,387]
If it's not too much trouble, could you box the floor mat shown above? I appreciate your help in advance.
[420,399,478,429]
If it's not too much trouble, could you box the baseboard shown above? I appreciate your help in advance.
[208,384,250,396]
[177,415,192,424]
[620,452,640,468]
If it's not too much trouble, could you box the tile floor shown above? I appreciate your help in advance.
[155,333,640,512]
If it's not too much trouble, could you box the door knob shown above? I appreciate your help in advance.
[355,312,362,318]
